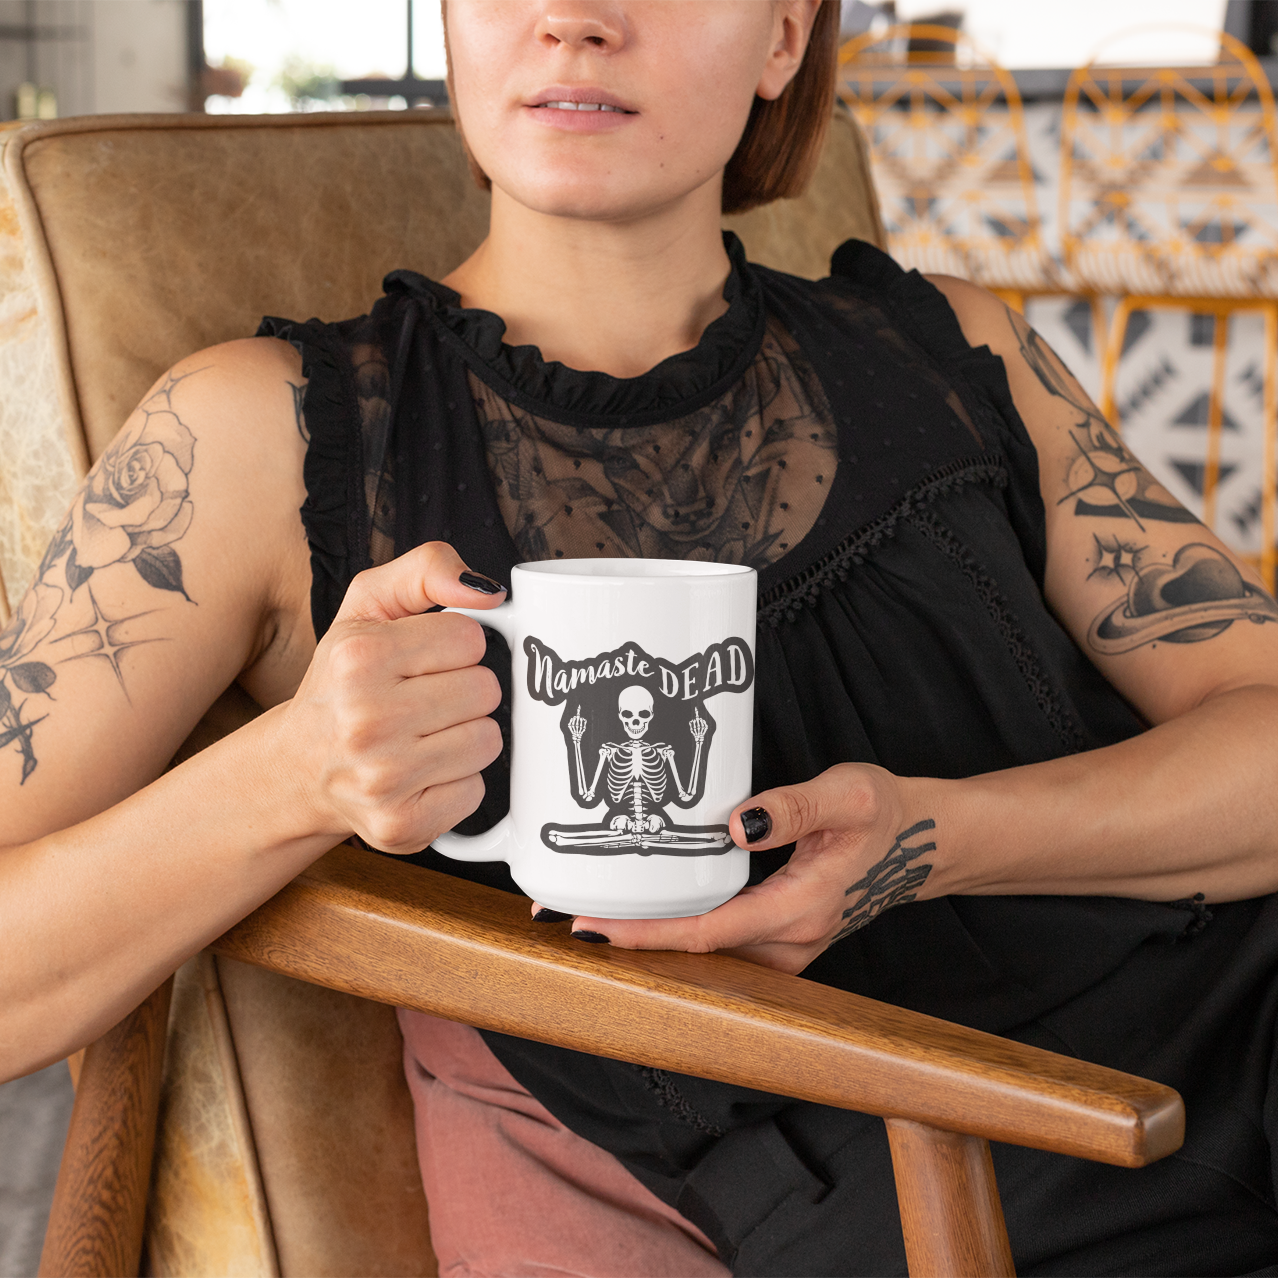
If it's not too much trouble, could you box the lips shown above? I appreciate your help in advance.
[526,88,636,114]
[536,101,628,113]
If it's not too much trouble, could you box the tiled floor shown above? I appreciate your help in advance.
[0,1064,73,1278]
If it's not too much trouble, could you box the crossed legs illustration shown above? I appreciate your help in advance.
[547,686,734,851]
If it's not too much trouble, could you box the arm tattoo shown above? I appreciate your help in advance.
[1088,541,1278,654]
[0,370,201,783]
[1004,306,1196,530]
[834,818,936,942]
[999,310,1278,652]
[289,381,309,444]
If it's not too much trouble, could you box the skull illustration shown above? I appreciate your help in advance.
[618,685,654,740]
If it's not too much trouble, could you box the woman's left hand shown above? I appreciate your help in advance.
[548,763,942,974]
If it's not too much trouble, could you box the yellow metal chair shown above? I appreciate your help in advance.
[1060,29,1278,586]
[837,23,1069,317]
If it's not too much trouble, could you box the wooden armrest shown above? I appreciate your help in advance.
[214,843,1182,1168]
[39,979,172,1278]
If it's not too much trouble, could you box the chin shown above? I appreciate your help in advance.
[515,189,670,223]
[492,163,717,226]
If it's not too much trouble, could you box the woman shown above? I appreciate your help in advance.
[6,1,1278,1272]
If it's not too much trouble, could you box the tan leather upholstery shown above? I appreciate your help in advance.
[216,958,435,1278]
[145,954,279,1278]
[3,108,884,1276]
[0,112,491,623]
[154,684,439,1277]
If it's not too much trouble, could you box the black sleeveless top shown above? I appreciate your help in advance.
[261,239,1278,1276]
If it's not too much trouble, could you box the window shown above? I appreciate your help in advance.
[203,0,447,113]
[856,0,1231,68]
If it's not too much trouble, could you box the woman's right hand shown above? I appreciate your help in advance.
[281,541,507,855]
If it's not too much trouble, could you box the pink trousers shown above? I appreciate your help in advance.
[397,1009,730,1278]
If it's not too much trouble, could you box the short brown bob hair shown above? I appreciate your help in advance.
[443,0,840,216]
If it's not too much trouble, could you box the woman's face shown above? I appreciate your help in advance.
[446,0,811,223]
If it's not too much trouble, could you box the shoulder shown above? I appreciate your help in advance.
[920,274,1007,334]
[151,335,303,426]
[132,336,308,541]
[170,334,304,410]
[921,274,1011,349]
[150,336,306,471]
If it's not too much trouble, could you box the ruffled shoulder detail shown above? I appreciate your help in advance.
[825,237,1049,586]
[257,311,377,641]
[829,238,972,364]
[380,232,766,429]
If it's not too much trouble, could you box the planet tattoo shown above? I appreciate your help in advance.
[1088,543,1278,655]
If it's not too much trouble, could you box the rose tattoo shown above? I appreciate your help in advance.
[0,368,202,783]
[67,389,196,598]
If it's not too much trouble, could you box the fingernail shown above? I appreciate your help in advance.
[459,571,506,595]
[740,807,772,844]
[572,930,611,944]
[533,908,573,922]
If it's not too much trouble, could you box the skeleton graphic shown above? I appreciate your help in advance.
[545,684,732,852]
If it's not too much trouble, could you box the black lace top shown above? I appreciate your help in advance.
[265,235,1142,829]
[472,308,839,569]
[259,237,1278,1275]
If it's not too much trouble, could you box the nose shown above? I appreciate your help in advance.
[535,2,627,54]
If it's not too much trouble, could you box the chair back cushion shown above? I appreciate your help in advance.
[0,108,882,619]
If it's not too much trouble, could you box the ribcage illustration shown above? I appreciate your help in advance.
[604,743,671,806]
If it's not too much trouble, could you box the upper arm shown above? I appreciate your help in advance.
[925,275,1278,724]
[0,337,312,846]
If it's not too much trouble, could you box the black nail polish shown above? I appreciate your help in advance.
[740,807,772,844]
[459,571,506,595]
[572,930,611,944]
[533,908,573,922]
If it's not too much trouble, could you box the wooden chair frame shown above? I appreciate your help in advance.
[41,844,1184,1278]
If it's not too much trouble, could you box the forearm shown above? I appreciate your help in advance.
[920,684,1278,903]
[0,704,342,1080]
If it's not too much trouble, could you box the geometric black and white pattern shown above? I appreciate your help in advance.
[1017,103,1275,560]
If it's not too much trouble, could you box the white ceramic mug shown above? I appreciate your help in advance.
[434,559,757,918]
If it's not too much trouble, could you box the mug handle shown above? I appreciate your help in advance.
[431,601,517,863]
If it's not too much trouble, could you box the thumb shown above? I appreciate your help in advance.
[334,541,507,624]
[729,765,878,851]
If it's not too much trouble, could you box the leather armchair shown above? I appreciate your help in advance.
[0,109,1179,1278]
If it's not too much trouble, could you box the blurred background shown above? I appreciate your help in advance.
[0,0,1252,119]
[3,3,1278,1275]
